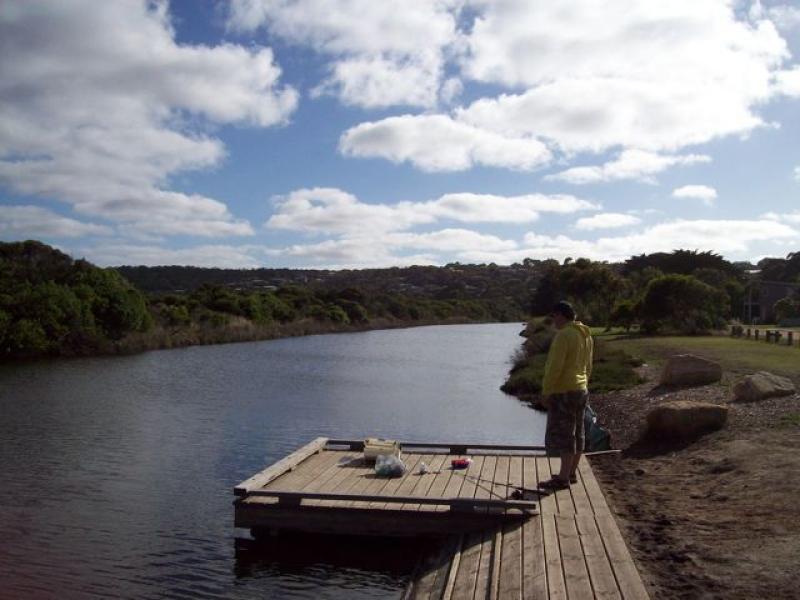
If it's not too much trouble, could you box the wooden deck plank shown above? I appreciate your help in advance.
[498,521,522,600]
[555,515,594,600]
[453,455,485,502]
[535,458,557,516]
[263,449,342,491]
[595,514,650,600]
[401,453,448,511]
[542,513,567,600]
[549,457,575,515]
[569,460,593,515]
[472,526,497,600]
[409,536,460,600]
[489,528,502,600]
[383,453,435,510]
[451,531,485,599]
[307,453,371,507]
[580,459,611,515]
[234,437,328,495]
[419,456,457,512]
[473,455,498,513]
[435,456,470,513]
[489,456,511,513]
[505,456,524,517]
[441,534,464,600]
[576,514,622,600]
[522,517,547,600]
[521,455,548,600]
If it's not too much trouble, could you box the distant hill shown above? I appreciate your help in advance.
[114,262,552,309]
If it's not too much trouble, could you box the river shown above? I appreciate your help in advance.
[0,323,545,599]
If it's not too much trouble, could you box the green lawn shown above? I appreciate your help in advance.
[606,335,800,381]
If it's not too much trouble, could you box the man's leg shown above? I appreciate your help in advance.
[559,451,574,482]
[570,391,588,480]
[569,452,581,480]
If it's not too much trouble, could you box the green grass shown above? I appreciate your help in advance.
[502,338,644,397]
[779,413,800,428]
[606,335,800,380]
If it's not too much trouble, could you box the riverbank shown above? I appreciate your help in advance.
[503,331,800,598]
[586,339,800,599]
[98,316,504,358]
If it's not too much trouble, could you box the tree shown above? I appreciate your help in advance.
[639,274,728,334]
[774,296,800,322]
[609,300,637,332]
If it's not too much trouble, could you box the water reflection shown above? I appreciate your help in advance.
[234,534,428,599]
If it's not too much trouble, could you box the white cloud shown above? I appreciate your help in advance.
[228,0,460,108]
[339,114,551,172]
[385,229,517,253]
[268,228,516,269]
[0,1,295,238]
[266,187,433,235]
[672,185,718,205]
[574,213,641,231]
[79,244,263,268]
[426,193,598,221]
[0,205,112,238]
[266,187,597,235]
[774,66,800,96]
[751,2,800,32]
[795,166,800,181]
[266,238,439,269]
[547,150,711,184]
[335,1,796,172]
[457,1,786,152]
[762,210,800,224]
[459,220,798,264]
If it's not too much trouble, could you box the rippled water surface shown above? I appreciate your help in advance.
[0,323,545,599]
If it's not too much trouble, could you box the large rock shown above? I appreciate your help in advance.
[659,354,722,386]
[733,371,796,402]
[646,400,728,440]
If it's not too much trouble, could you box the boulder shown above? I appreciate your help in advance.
[659,354,722,386]
[646,400,728,440]
[733,371,796,402]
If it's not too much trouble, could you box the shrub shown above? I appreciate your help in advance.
[639,274,727,334]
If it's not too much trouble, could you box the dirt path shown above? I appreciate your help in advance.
[588,366,800,599]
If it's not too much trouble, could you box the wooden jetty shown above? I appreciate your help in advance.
[404,455,649,599]
[234,437,649,599]
[234,437,540,537]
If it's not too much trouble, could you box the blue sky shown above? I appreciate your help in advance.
[1,0,800,268]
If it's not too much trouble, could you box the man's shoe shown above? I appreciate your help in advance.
[538,477,570,491]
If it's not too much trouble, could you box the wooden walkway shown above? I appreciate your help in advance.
[404,456,649,600]
[234,438,648,599]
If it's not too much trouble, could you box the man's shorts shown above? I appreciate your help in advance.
[544,390,588,455]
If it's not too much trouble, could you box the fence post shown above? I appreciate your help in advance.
[747,328,751,339]
[788,332,794,347]
[755,329,760,341]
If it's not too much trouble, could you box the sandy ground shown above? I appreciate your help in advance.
[587,365,800,600]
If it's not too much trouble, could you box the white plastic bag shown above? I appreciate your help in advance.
[375,454,406,478]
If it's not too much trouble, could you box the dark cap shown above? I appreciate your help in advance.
[550,301,576,320]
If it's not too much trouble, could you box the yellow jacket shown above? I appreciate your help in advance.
[542,321,594,395]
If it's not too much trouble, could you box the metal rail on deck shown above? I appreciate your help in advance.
[325,439,547,455]
[243,489,538,512]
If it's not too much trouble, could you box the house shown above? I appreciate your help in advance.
[742,280,799,324]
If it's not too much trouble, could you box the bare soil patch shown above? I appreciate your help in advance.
[588,364,800,600]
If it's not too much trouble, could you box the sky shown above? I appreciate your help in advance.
[1,0,800,269]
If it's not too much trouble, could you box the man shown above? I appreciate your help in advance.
[538,301,594,491]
